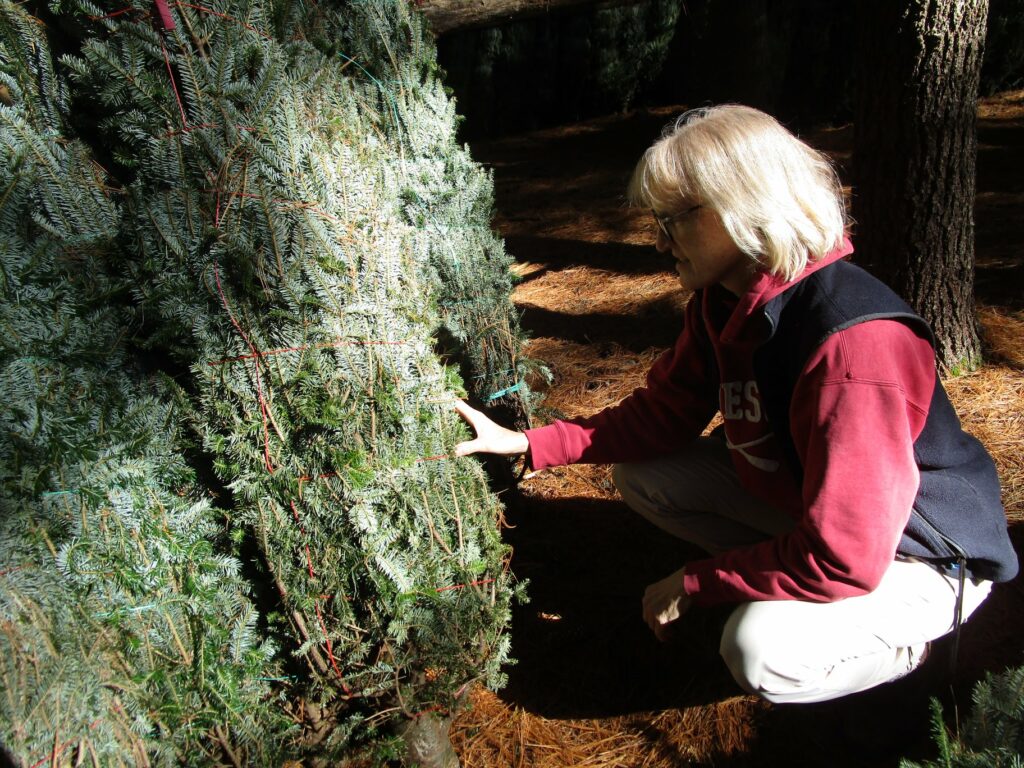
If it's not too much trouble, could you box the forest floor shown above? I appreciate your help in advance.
[449,91,1024,767]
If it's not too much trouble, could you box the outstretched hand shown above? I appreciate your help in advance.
[454,400,530,457]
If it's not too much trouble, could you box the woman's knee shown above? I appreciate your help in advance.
[611,460,669,516]
[720,603,764,695]
[611,449,714,508]
[720,603,817,703]
[611,460,686,527]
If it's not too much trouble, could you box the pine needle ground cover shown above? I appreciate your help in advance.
[450,94,1024,766]
[1,0,530,764]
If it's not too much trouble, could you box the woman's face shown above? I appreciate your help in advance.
[654,205,755,296]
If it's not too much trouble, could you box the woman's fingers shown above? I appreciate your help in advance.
[452,400,528,457]
[453,399,480,425]
[454,400,489,456]
[454,438,480,457]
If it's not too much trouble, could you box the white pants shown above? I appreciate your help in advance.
[612,436,992,704]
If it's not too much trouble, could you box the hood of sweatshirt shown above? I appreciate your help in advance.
[711,237,855,345]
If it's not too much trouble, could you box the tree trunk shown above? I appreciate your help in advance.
[417,0,644,35]
[853,0,988,372]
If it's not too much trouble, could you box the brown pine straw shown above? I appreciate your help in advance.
[945,307,1024,523]
[451,309,1024,767]
[451,686,766,768]
[514,268,685,322]
[521,338,661,502]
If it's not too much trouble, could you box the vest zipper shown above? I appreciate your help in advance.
[909,509,968,676]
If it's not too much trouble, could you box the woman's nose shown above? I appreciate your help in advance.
[655,227,671,254]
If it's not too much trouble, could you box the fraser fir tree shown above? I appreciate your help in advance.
[0,0,531,763]
[0,3,287,764]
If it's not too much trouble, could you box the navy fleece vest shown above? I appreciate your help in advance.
[702,260,1017,583]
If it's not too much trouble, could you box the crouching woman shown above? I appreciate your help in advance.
[455,104,1017,704]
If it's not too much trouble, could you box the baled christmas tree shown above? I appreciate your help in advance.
[0,3,288,764]
[1,0,529,763]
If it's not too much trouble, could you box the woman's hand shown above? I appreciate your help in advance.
[642,566,693,642]
[454,400,530,457]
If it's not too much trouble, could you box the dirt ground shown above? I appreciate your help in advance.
[448,92,1024,767]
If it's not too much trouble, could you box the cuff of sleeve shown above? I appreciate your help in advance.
[524,423,568,471]
[681,570,701,599]
[681,561,720,606]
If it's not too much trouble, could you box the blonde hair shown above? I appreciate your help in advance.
[628,105,847,282]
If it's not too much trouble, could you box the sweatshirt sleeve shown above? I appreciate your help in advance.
[524,297,719,471]
[682,319,937,605]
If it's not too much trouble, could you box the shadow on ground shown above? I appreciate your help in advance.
[499,495,737,718]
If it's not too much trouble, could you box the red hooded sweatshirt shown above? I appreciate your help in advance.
[524,242,938,606]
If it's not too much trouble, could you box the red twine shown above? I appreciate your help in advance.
[174,1,272,39]
[27,720,100,768]
[314,601,351,694]
[88,6,140,21]
[160,41,188,127]
[162,123,254,138]
[435,578,495,593]
[416,454,449,463]
[212,263,275,473]
[201,184,343,225]
[90,2,268,39]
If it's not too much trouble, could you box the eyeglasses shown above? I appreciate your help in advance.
[652,204,702,245]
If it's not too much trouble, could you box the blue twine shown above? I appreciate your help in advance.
[484,381,524,402]
[337,52,402,133]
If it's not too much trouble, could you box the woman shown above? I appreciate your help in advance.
[455,105,1016,704]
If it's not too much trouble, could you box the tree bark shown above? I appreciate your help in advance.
[417,0,645,35]
[853,0,988,372]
